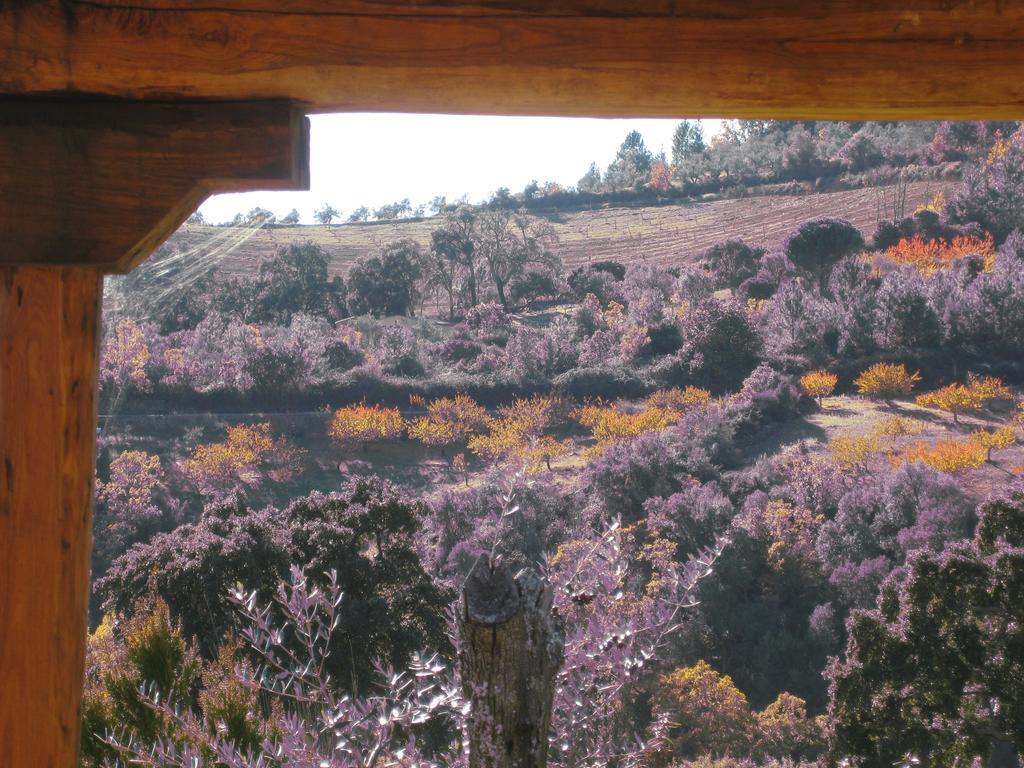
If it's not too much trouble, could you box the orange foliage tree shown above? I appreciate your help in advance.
[853,363,921,400]
[576,402,675,457]
[654,660,753,757]
[406,394,490,458]
[915,374,1012,424]
[970,426,1016,462]
[884,233,995,275]
[467,395,566,466]
[183,422,301,498]
[328,403,404,452]
[798,371,838,404]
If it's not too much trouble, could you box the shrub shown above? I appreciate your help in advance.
[677,299,762,392]
[464,301,512,341]
[702,239,766,289]
[81,598,202,766]
[894,438,989,473]
[853,362,921,399]
[646,385,713,412]
[884,233,996,275]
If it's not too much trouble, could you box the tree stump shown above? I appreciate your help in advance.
[457,561,565,768]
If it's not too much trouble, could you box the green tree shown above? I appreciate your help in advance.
[671,119,706,165]
[431,204,482,308]
[605,130,654,190]
[280,207,300,225]
[314,203,339,225]
[347,206,370,223]
[220,241,343,324]
[346,238,424,316]
[785,218,864,294]
[476,208,560,310]
[577,161,603,193]
[828,489,1024,767]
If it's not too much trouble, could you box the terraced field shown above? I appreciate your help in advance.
[168,180,950,277]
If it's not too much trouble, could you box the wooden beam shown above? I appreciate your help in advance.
[0,267,102,768]
[0,100,310,272]
[2,2,1024,118]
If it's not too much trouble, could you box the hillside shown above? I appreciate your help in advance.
[170,180,950,277]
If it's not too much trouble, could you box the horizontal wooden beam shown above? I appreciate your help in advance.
[2,2,1024,118]
[0,100,309,272]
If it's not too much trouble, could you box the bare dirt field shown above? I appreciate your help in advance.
[170,181,950,278]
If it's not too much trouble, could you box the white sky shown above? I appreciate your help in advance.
[198,114,724,224]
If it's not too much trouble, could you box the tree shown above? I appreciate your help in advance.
[671,119,706,166]
[346,239,424,317]
[853,362,921,400]
[828,490,1024,766]
[99,480,451,693]
[407,394,490,458]
[313,203,339,225]
[329,403,404,452]
[432,204,482,309]
[971,426,1016,461]
[605,130,654,190]
[347,206,370,222]
[280,207,300,225]
[916,373,1012,424]
[373,198,413,220]
[948,126,1024,241]
[100,318,152,398]
[93,450,167,574]
[235,241,343,324]
[800,370,838,404]
[181,422,301,501]
[702,239,765,289]
[475,208,559,310]
[785,218,865,294]
[654,660,754,758]
[457,563,563,768]
[677,299,762,392]
[577,162,603,193]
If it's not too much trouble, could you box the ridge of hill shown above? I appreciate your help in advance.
[171,180,950,277]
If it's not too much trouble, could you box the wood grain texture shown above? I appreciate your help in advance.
[0,100,309,272]
[3,1,1024,117]
[0,267,102,768]
[458,563,564,768]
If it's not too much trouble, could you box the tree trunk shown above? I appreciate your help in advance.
[457,561,564,768]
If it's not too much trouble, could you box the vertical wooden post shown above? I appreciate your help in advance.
[0,99,306,767]
[0,267,102,767]
[458,562,564,768]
